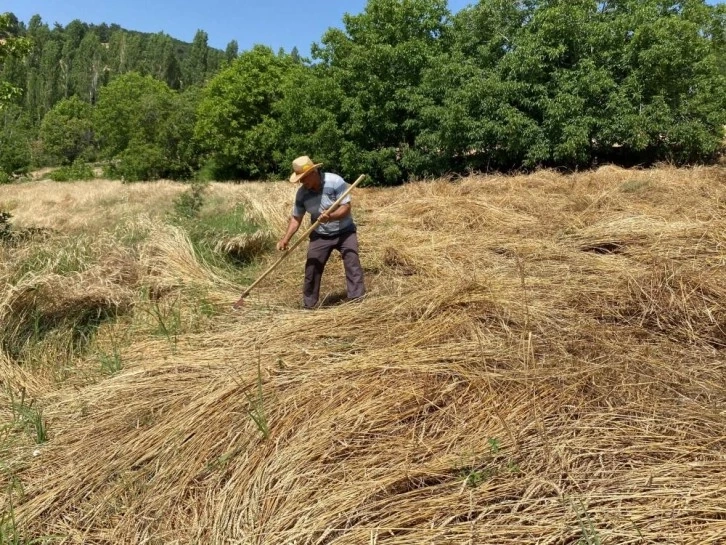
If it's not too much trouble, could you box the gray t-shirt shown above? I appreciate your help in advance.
[293,172,355,236]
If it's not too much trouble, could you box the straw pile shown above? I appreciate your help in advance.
[1,166,725,544]
[215,231,275,264]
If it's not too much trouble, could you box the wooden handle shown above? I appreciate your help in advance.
[237,174,366,300]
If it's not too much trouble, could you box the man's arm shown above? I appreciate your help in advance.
[277,215,303,250]
[319,203,351,224]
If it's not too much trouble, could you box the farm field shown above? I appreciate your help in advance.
[1,165,725,544]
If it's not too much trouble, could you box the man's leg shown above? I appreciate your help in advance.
[339,232,366,300]
[303,236,334,308]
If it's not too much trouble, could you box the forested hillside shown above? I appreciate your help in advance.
[1,0,725,185]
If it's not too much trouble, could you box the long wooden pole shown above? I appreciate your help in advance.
[233,174,366,307]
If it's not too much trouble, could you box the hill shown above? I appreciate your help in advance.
[1,166,725,543]
[1,12,226,121]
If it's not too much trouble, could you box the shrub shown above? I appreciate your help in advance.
[107,141,166,182]
[173,181,209,219]
[48,161,95,182]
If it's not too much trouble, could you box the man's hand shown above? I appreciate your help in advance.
[277,239,290,251]
[320,204,349,224]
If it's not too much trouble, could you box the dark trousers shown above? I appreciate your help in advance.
[304,231,365,308]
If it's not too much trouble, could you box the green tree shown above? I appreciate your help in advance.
[38,95,94,165]
[712,3,726,76]
[24,14,55,124]
[272,64,346,173]
[185,29,209,86]
[195,45,294,179]
[427,0,725,170]
[71,30,103,102]
[95,72,173,157]
[95,72,199,180]
[224,40,238,63]
[0,105,33,173]
[415,0,544,173]
[160,88,202,179]
[494,0,614,167]
[586,1,719,163]
[162,47,182,89]
[0,12,32,108]
[313,0,452,184]
[290,46,302,64]
[58,19,88,98]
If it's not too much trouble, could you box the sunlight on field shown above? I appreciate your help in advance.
[1,166,725,544]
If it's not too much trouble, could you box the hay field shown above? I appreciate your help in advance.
[1,166,725,544]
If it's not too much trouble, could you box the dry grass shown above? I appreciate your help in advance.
[1,166,725,544]
[215,231,275,264]
[0,180,184,233]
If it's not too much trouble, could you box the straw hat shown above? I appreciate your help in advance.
[289,156,323,184]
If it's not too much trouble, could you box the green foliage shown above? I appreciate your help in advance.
[590,0,726,165]
[48,160,95,182]
[313,0,451,183]
[191,205,259,240]
[417,0,726,172]
[95,74,200,180]
[95,73,174,157]
[188,205,264,269]
[173,180,208,219]
[0,106,33,174]
[194,158,219,182]
[98,348,122,374]
[107,140,166,182]
[184,30,213,87]
[2,2,726,182]
[0,14,31,61]
[224,40,239,64]
[457,437,520,489]
[38,96,95,165]
[271,64,346,173]
[141,295,181,350]
[2,14,222,127]
[0,12,32,110]
[195,45,294,179]
[8,388,47,444]
[169,187,267,274]
[161,88,202,179]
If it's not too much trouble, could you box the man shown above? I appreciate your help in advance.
[279,156,365,309]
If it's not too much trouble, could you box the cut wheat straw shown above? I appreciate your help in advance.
[1,166,725,544]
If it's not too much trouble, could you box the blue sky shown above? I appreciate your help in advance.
[3,0,474,55]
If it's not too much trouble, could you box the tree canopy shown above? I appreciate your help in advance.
[1,1,724,182]
[0,12,32,108]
